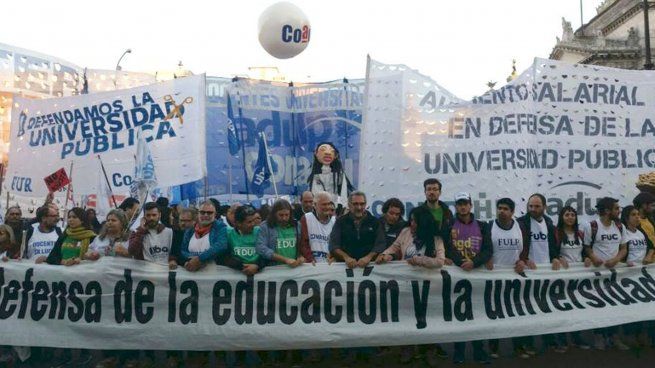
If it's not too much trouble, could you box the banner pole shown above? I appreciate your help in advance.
[63,161,74,211]
[288,81,298,199]
[234,78,251,202]
[97,155,118,208]
[260,132,279,199]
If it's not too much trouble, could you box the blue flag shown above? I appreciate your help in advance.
[130,128,158,200]
[250,134,275,197]
[226,93,241,155]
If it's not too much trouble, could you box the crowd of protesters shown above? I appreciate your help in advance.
[1,178,655,368]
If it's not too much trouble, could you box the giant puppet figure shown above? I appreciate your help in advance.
[307,142,353,208]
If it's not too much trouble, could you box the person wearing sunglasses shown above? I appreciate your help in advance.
[179,200,228,272]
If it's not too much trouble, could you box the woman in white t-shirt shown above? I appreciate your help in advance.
[621,205,655,346]
[621,205,654,266]
[552,206,591,350]
[86,209,131,260]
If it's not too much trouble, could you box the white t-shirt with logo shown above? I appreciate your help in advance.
[142,227,173,265]
[529,217,550,264]
[491,220,524,266]
[559,232,583,263]
[26,226,60,260]
[582,220,626,262]
[624,228,649,263]
[305,213,335,262]
[188,232,210,253]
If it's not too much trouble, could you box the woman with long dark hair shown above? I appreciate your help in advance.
[621,205,655,347]
[551,206,591,351]
[376,206,445,268]
[555,206,591,269]
[45,207,96,366]
[46,207,96,266]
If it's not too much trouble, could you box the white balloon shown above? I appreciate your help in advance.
[258,2,311,59]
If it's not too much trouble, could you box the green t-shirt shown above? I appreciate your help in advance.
[276,226,297,262]
[430,206,444,228]
[228,227,260,264]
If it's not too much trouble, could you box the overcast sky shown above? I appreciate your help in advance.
[1,0,603,99]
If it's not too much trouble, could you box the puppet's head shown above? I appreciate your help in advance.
[315,143,338,166]
[308,142,346,186]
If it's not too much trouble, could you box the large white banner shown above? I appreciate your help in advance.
[1,258,655,350]
[6,75,206,196]
[361,57,655,221]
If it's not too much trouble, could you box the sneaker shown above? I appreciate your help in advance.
[594,335,606,351]
[434,344,448,359]
[488,351,500,359]
[124,359,139,368]
[303,350,322,364]
[95,357,119,368]
[473,350,491,365]
[523,345,537,356]
[453,348,464,365]
[424,352,439,368]
[573,340,591,350]
[74,352,94,367]
[0,352,14,364]
[165,356,180,368]
[612,337,630,351]
[399,347,414,364]
[514,347,530,359]
[553,345,568,353]
[50,355,74,368]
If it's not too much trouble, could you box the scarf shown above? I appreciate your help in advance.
[194,222,213,238]
[64,226,96,258]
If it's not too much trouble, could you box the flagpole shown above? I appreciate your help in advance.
[260,132,279,199]
[288,81,298,199]
[233,78,251,202]
[97,155,118,208]
[227,151,234,202]
[63,161,74,211]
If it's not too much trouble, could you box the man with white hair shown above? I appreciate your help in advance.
[298,191,335,263]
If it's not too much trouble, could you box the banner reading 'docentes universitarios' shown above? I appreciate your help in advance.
[1,258,655,350]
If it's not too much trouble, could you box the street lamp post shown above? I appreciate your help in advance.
[115,48,132,71]
[644,0,654,69]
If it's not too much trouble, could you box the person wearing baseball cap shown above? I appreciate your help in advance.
[634,192,655,247]
[446,192,492,364]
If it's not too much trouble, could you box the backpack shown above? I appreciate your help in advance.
[589,220,623,247]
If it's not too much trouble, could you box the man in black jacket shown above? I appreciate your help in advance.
[419,178,452,360]
[421,178,453,238]
[516,193,558,269]
[516,193,558,354]
[329,191,379,268]
[374,197,406,251]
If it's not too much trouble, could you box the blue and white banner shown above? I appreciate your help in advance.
[203,77,363,200]
[7,75,206,197]
[361,57,655,220]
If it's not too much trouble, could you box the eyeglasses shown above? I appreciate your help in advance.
[199,211,215,216]
[242,207,256,215]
